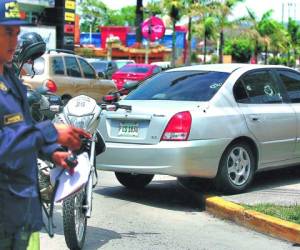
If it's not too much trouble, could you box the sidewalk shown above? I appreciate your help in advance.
[201,167,300,244]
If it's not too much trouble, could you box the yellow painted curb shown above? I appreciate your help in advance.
[204,195,300,244]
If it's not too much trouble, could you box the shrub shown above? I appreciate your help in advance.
[224,38,253,63]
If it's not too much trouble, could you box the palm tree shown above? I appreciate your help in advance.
[203,16,217,63]
[268,22,289,59]
[287,17,300,64]
[209,0,245,63]
[162,0,183,67]
[245,8,280,64]
[183,1,206,65]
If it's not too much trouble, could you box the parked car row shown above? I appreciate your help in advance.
[97,63,300,194]
[21,49,167,104]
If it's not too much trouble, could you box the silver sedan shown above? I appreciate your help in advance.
[97,63,300,193]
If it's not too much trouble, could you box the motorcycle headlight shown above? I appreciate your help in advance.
[67,114,94,130]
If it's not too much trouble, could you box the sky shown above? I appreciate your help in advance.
[100,0,300,23]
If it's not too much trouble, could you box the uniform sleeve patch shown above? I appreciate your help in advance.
[4,113,24,125]
[0,82,8,92]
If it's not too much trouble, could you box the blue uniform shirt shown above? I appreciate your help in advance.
[0,66,59,233]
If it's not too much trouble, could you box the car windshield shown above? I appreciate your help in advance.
[126,71,230,101]
[119,65,150,73]
[90,62,107,71]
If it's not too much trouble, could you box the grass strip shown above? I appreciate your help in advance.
[244,203,300,224]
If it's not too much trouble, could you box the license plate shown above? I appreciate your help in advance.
[118,122,139,137]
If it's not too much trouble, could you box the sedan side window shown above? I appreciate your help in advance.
[233,80,249,103]
[241,71,283,104]
[65,56,82,77]
[277,70,300,103]
[79,58,96,79]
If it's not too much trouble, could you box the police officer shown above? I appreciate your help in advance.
[0,1,91,249]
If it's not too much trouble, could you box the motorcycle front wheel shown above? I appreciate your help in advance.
[63,188,87,250]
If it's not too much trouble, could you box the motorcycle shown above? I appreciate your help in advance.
[39,94,131,250]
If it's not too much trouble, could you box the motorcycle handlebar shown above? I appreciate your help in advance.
[100,103,132,111]
[64,137,91,170]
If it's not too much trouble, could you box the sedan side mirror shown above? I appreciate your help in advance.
[124,80,139,91]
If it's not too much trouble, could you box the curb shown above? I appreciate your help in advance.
[204,195,300,244]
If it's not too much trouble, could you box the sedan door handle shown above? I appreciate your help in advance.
[249,115,259,121]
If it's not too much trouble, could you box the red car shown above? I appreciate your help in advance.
[112,63,162,90]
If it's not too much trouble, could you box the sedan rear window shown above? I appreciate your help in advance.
[119,65,150,73]
[126,71,229,101]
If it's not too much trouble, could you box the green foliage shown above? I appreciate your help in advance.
[210,54,219,64]
[146,0,162,16]
[245,203,300,225]
[78,48,94,58]
[191,52,198,63]
[268,56,296,67]
[224,37,253,63]
[79,0,108,32]
[79,1,136,32]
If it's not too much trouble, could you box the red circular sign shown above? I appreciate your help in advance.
[142,16,165,42]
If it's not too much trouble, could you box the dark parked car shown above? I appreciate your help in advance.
[86,59,118,79]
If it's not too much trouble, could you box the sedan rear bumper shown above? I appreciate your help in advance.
[96,138,231,178]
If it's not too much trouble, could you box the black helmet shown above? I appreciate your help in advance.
[14,32,46,66]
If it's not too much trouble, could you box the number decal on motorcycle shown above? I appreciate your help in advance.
[75,101,85,108]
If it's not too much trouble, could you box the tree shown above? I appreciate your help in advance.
[79,0,109,32]
[183,1,206,65]
[245,8,285,64]
[224,37,253,62]
[209,0,245,63]
[162,0,183,67]
[287,17,300,65]
[104,6,136,26]
[194,15,217,63]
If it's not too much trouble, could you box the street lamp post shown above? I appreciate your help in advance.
[145,15,153,64]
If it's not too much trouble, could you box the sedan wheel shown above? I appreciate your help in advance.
[115,172,154,189]
[215,142,255,194]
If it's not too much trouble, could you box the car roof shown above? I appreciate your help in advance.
[125,63,156,67]
[114,59,135,62]
[166,63,291,73]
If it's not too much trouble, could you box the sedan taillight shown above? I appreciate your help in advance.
[44,79,57,93]
[161,111,192,141]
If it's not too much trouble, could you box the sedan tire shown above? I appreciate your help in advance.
[215,142,256,194]
[115,172,154,189]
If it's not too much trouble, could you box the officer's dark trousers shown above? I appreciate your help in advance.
[0,228,30,250]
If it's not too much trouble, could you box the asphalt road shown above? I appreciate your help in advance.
[40,172,298,250]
